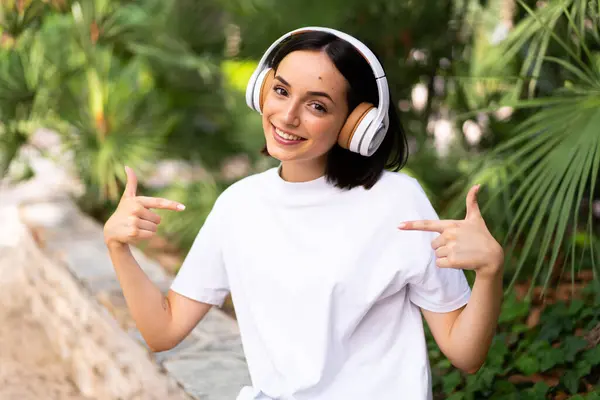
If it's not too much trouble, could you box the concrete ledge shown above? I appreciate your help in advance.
[1,208,191,399]
[0,196,251,399]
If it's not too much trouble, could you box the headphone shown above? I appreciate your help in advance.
[245,26,390,157]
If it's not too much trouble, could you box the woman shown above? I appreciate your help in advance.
[103,27,504,400]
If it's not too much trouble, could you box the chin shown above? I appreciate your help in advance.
[265,143,300,162]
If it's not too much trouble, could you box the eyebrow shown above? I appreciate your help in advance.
[274,75,335,104]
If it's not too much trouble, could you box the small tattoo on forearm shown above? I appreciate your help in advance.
[162,297,169,311]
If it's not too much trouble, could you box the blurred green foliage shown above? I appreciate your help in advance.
[0,0,599,311]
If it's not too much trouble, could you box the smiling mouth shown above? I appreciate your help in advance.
[272,124,306,142]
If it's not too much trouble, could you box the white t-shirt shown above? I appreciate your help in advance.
[171,167,471,400]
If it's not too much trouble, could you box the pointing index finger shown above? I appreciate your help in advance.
[398,219,456,233]
[137,196,186,211]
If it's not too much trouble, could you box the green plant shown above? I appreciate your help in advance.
[0,1,235,210]
[429,279,600,398]
[448,0,600,294]
[0,30,54,176]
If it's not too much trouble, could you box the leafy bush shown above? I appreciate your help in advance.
[429,279,600,399]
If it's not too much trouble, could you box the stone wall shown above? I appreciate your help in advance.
[1,208,191,399]
[1,175,251,399]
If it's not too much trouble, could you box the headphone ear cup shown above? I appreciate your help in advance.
[358,113,388,156]
[338,102,375,152]
[250,68,274,114]
[258,69,275,113]
[248,68,273,113]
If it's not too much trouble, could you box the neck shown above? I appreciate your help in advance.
[280,158,326,182]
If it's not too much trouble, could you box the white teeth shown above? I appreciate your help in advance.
[275,127,303,141]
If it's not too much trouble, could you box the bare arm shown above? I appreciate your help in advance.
[422,265,503,373]
[107,242,212,352]
[400,184,504,373]
[104,166,211,352]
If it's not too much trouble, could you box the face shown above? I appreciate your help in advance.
[261,50,349,175]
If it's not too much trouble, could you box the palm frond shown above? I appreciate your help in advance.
[55,54,178,202]
[63,0,220,80]
[0,0,49,37]
[482,0,598,97]
[0,31,56,176]
[483,87,600,294]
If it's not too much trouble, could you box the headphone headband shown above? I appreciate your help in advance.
[255,27,386,79]
[246,27,390,156]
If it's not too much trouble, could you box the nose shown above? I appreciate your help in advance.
[282,102,300,127]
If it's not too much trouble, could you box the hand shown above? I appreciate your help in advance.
[398,185,504,278]
[103,166,186,248]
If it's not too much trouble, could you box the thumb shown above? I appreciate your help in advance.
[123,166,137,198]
[465,184,482,221]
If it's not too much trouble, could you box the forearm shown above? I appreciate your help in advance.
[447,265,504,373]
[107,242,174,350]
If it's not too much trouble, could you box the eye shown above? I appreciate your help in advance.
[310,103,327,113]
[273,86,288,96]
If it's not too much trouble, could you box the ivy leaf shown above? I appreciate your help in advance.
[499,294,530,323]
[538,322,563,342]
[429,348,441,358]
[465,374,480,392]
[562,336,588,362]
[581,307,596,318]
[524,382,549,398]
[515,335,534,353]
[538,346,565,371]
[510,323,529,334]
[583,346,600,365]
[543,302,569,318]
[515,354,539,375]
[474,367,496,391]
[575,360,591,378]
[527,340,549,353]
[487,338,509,366]
[568,299,585,316]
[443,370,462,394]
[586,319,600,330]
[562,370,581,394]
[583,393,600,400]
[493,380,517,394]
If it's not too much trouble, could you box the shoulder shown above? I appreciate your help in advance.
[377,170,421,188]
[375,170,429,202]
[372,170,437,220]
[212,167,275,210]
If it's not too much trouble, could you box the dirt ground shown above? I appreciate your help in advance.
[0,305,86,400]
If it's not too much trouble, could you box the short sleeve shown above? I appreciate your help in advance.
[406,180,471,313]
[170,198,230,307]
[408,253,471,313]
